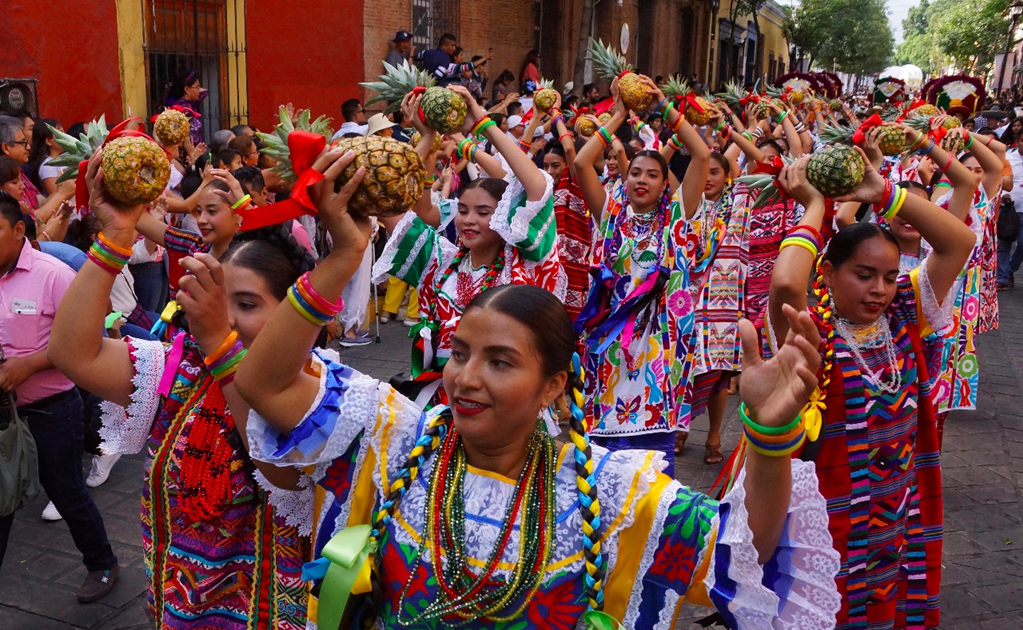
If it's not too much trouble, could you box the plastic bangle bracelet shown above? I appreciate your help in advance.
[473,119,497,138]
[939,153,954,172]
[884,187,907,220]
[86,250,123,276]
[559,132,573,142]
[288,288,331,326]
[204,331,240,365]
[654,97,667,113]
[470,116,491,136]
[776,111,789,124]
[92,237,131,262]
[744,420,806,444]
[741,131,753,142]
[90,242,128,268]
[714,120,726,131]
[934,180,952,189]
[739,402,802,435]
[298,273,343,313]
[907,134,927,152]
[753,127,764,138]
[784,232,820,252]
[919,142,935,156]
[964,134,974,149]
[597,127,613,147]
[290,286,333,322]
[97,232,133,257]
[552,115,565,128]
[779,238,819,257]
[744,427,807,456]
[207,341,244,372]
[661,101,676,121]
[231,194,251,210]
[787,224,822,243]
[985,135,996,147]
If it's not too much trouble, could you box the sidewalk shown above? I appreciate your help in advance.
[1,292,1021,628]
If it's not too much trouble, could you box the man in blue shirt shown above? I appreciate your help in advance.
[416,34,491,87]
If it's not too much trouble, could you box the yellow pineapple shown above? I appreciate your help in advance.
[362,61,467,134]
[587,39,652,112]
[661,75,714,127]
[153,109,190,146]
[534,80,559,113]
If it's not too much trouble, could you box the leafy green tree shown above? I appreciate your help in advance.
[795,0,894,74]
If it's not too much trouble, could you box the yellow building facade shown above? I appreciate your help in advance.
[709,0,790,90]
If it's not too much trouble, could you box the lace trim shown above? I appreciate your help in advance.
[917,254,958,335]
[252,468,315,536]
[98,337,164,455]
[705,459,841,630]
[489,171,554,248]
[623,481,679,629]
[595,446,667,534]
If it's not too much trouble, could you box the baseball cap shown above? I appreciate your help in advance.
[507,115,524,129]
[392,30,413,42]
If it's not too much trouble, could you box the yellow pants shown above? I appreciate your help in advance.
[383,277,418,319]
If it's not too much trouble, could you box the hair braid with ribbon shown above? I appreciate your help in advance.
[360,410,452,628]
[808,254,836,432]
[567,352,606,612]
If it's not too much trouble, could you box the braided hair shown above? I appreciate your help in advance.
[221,223,316,300]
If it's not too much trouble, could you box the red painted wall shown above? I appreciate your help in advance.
[0,1,124,125]
[246,0,365,131]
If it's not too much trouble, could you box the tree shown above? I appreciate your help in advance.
[795,0,894,75]
[931,0,1012,72]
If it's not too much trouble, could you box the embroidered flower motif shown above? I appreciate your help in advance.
[649,538,696,583]
[526,579,587,629]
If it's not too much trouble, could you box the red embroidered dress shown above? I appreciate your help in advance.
[553,171,592,319]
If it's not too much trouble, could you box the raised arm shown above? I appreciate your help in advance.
[574,80,630,226]
[898,123,975,222]
[675,95,711,220]
[963,128,1009,198]
[235,149,373,431]
[49,150,141,407]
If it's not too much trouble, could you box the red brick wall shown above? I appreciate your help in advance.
[0,1,124,125]
[364,0,412,99]
[246,0,365,130]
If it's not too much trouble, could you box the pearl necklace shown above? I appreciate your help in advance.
[832,315,903,395]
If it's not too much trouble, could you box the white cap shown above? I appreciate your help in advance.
[507,115,524,129]
[366,113,392,137]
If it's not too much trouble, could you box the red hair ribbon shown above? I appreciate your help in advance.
[752,156,790,198]
[240,130,325,231]
[148,104,201,123]
[75,117,147,211]
[851,113,883,145]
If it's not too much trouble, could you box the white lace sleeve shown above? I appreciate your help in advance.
[916,254,959,336]
[251,468,315,537]
[98,337,164,455]
[704,459,841,630]
[246,352,381,468]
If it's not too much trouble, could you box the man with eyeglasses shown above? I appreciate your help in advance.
[332,99,368,138]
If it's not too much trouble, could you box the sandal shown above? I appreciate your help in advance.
[704,442,724,465]
[675,431,688,454]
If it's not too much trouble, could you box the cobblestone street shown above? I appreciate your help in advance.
[2,289,1023,629]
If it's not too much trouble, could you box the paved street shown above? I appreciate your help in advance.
[2,291,1023,629]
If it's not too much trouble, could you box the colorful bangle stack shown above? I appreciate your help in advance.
[552,113,566,128]
[741,131,754,142]
[287,272,344,326]
[779,226,820,257]
[231,194,252,211]
[204,331,246,385]
[740,403,806,457]
[794,122,807,133]
[596,126,614,148]
[668,134,684,150]
[719,124,732,138]
[752,127,764,139]
[874,181,907,221]
[88,232,132,276]
[457,138,477,163]
[423,174,437,190]
[517,138,532,152]
[471,116,496,139]
[964,133,975,150]
[907,133,928,153]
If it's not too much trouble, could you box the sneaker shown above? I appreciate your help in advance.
[340,333,373,347]
[41,501,62,521]
[379,313,393,323]
[77,563,119,603]
[86,453,122,488]
[403,318,418,327]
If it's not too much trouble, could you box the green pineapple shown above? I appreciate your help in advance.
[737,145,865,207]
[362,61,467,134]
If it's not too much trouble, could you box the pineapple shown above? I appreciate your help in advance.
[737,145,865,207]
[410,130,444,153]
[940,132,966,155]
[333,136,425,217]
[257,106,334,186]
[661,75,714,127]
[587,39,652,113]
[362,61,467,134]
[788,88,805,105]
[48,116,170,205]
[598,113,612,125]
[909,103,940,117]
[820,124,906,156]
[153,109,190,145]
[904,114,961,138]
[101,137,172,204]
[715,80,746,110]
[578,117,598,138]
[829,99,844,112]
[534,80,558,113]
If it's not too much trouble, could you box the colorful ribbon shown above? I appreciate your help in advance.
[239,130,326,230]
[310,524,373,630]
[751,156,790,199]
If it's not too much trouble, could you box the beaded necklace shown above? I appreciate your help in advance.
[421,246,506,330]
[832,315,903,395]
[397,429,557,626]
[176,380,238,522]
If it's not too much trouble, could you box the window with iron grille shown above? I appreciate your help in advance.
[411,0,459,52]
[141,0,247,141]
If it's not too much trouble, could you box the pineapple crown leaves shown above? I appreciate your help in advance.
[903,114,935,132]
[48,115,110,183]
[257,106,334,184]
[735,155,797,208]
[660,75,693,101]
[765,84,785,98]
[587,38,631,80]
[715,80,746,108]
[819,124,857,146]
[537,79,555,91]
[361,61,437,114]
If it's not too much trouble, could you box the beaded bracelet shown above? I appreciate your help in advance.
[231,194,251,210]
[88,233,132,276]
[779,235,819,257]
[596,126,613,148]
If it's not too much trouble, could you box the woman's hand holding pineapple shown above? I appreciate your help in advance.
[85,149,146,246]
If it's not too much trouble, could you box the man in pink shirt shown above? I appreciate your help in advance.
[0,193,119,602]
